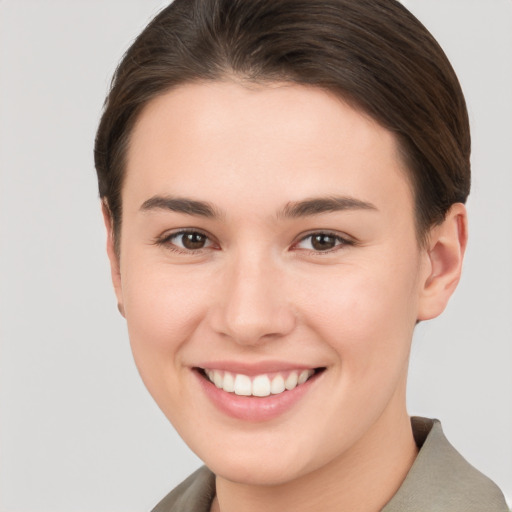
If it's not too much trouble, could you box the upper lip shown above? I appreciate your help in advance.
[195,360,323,376]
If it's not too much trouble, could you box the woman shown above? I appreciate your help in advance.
[94,0,508,510]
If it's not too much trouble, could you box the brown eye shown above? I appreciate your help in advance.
[295,232,352,253]
[180,232,208,250]
[159,230,214,252]
[311,234,337,251]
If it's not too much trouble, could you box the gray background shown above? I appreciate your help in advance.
[0,1,510,510]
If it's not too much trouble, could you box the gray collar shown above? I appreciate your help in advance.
[382,417,507,511]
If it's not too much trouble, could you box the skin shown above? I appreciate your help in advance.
[104,81,467,512]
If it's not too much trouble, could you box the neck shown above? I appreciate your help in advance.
[213,408,417,512]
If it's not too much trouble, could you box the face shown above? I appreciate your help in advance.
[110,81,434,485]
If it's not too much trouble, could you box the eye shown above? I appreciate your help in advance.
[156,230,215,252]
[294,232,353,252]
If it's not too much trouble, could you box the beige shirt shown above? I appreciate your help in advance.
[152,417,508,512]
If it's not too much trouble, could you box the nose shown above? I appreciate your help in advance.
[209,253,296,345]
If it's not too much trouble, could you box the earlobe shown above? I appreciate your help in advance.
[101,201,125,318]
[417,203,468,321]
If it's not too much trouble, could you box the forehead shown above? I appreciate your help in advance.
[124,81,414,220]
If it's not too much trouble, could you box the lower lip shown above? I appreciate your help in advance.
[194,369,321,422]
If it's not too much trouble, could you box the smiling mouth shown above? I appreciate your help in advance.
[197,368,324,397]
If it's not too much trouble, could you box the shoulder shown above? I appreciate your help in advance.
[383,417,509,512]
[151,466,215,512]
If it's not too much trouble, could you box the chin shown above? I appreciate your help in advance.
[208,457,306,487]
[189,432,325,487]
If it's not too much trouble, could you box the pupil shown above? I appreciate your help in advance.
[312,234,335,251]
[182,233,206,250]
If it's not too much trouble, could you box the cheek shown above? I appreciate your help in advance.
[119,260,212,388]
[296,258,420,373]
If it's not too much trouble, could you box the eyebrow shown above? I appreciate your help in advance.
[139,194,377,219]
[140,196,222,218]
[279,196,378,218]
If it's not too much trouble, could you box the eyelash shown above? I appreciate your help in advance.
[293,231,355,254]
[154,229,355,256]
[153,229,216,254]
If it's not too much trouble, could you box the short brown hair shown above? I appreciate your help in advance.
[94,0,470,251]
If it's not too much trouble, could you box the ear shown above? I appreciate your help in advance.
[101,201,125,317]
[417,203,468,321]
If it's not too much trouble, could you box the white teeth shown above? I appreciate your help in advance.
[285,371,298,390]
[270,374,285,394]
[234,374,252,396]
[223,371,235,392]
[204,368,316,396]
[252,375,271,397]
[213,370,223,388]
[298,369,310,385]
